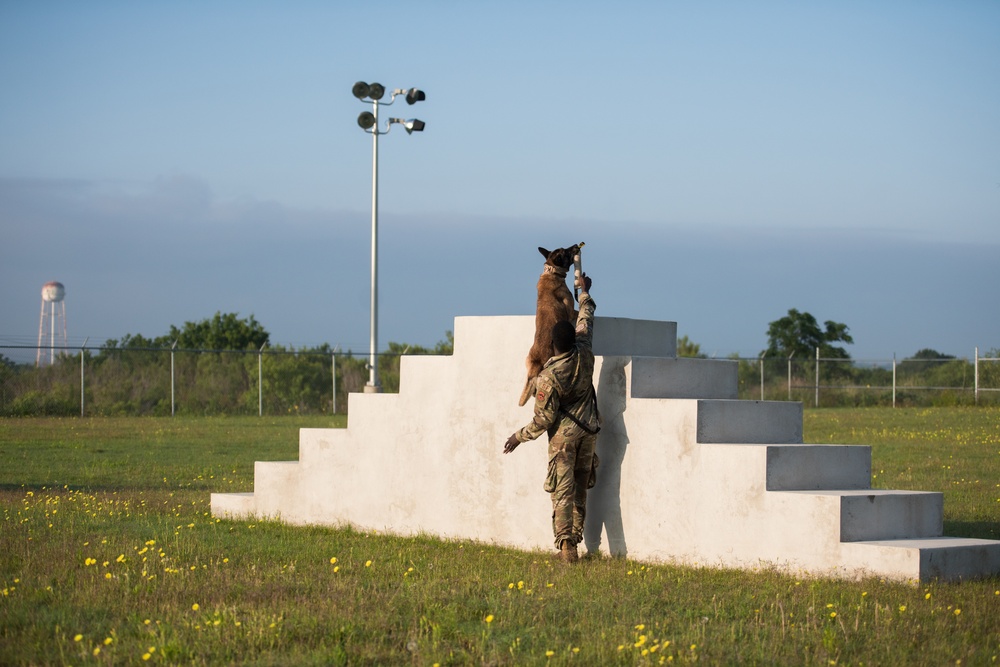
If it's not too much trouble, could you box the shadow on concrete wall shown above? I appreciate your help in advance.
[584,358,629,557]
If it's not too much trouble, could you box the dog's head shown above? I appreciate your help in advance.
[538,244,581,272]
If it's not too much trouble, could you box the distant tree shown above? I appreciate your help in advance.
[169,312,270,350]
[899,348,969,390]
[911,349,954,359]
[764,308,853,359]
[379,332,456,392]
[677,335,706,358]
[433,331,454,355]
[103,333,165,349]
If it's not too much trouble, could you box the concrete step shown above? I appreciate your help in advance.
[763,443,872,491]
[780,489,943,542]
[842,537,1000,582]
[210,492,255,518]
[630,357,738,399]
[696,399,802,444]
[252,461,300,518]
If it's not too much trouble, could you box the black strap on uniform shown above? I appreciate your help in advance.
[558,385,601,434]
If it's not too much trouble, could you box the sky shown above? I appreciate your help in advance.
[1,1,998,366]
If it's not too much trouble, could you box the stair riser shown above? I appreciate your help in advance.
[631,357,738,400]
[766,445,871,491]
[841,493,943,542]
[697,400,802,444]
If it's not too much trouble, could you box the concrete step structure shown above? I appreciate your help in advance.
[212,315,1000,581]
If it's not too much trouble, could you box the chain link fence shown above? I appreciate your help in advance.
[737,349,1000,407]
[1,345,998,416]
[0,346,385,417]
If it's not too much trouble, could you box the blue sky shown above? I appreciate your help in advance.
[1,1,998,363]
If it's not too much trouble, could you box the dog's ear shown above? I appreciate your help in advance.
[538,247,550,259]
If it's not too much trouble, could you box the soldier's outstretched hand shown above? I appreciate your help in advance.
[576,272,592,293]
[503,434,520,454]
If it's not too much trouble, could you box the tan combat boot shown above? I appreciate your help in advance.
[559,540,579,564]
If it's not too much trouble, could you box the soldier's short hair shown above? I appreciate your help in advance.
[552,320,575,354]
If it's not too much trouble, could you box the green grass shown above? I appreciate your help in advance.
[1,411,998,665]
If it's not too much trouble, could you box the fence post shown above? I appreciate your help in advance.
[79,337,88,417]
[975,346,979,405]
[332,353,337,415]
[759,353,765,400]
[892,353,896,408]
[258,342,266,417]
[787,352,794,401]
[814,347,819,408]
[171,340,178,416]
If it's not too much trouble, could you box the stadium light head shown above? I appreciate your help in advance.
[390,118,425,135]
[352,81,370,100]
[357,111,376,130]
[404,88,426,105]
[352,81,386,101]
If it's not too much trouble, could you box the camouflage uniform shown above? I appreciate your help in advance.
[514,292,599,549]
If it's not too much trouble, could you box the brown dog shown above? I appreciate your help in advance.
[519,244,582,406]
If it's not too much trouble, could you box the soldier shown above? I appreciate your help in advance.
[504,272,600,564]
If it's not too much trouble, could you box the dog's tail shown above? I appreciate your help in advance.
[518,376,534,407]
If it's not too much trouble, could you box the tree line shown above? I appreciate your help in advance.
[1,309,995,415]
[0,312,453,416]
[680,308,998,407]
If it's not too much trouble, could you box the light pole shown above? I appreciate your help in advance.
[353,80,426,393]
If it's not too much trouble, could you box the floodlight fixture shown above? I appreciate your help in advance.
[357,111,376,130]
[367,82,386,101]
[352,81,370,99]
[403,88,426,105]
[389,118,425,135]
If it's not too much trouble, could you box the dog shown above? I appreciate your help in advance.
[519,244,582,406]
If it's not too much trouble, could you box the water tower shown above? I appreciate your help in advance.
[36,281,67,367]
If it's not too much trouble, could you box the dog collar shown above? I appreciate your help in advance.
[542,264,568,277]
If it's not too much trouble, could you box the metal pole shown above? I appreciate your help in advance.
[893,353,898,408]
[759,353,765,400]
[171,340,178,416]
[787,352,794,401]
[80,337,88,417]
[258,342,266,417]
[367,98,381,393]
[332,354,337,414]
[814,347,819,408]
[975,346,979,405]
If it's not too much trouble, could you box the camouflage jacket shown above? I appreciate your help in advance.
[516,292,599,443]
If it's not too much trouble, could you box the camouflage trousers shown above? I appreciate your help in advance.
[544,425,598,549]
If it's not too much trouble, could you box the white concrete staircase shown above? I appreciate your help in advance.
[212,316,1000,582]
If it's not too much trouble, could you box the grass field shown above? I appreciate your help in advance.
[1,409,998,665]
